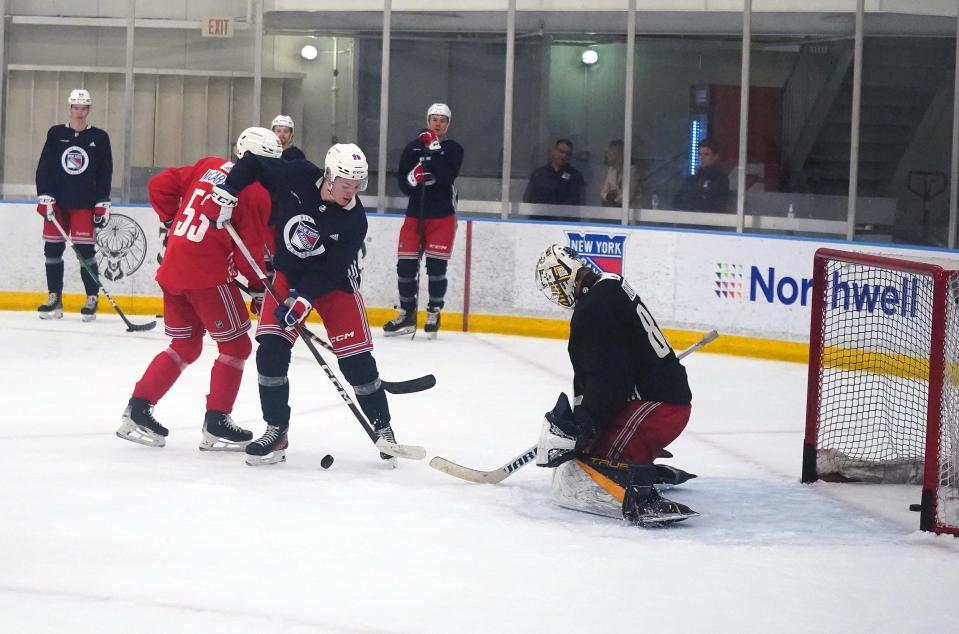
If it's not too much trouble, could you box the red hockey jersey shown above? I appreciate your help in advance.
[149,157,270,291]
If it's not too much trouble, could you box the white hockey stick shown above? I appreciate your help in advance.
[428,328,720,483]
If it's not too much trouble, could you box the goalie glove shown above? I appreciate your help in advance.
[536,392,596,468]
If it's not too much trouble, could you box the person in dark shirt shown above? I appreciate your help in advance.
[271,114,306,161]
[523,139,585,206]
[34,88,113,321]
[533,244,698,527]
[383,103,465,339]
[674,137,729,212]
[217,139,400,466]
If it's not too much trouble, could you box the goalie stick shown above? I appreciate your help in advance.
[428,329,719,483]
[234,280,436,395]
[224,222,426,461]
[49,215,157,332]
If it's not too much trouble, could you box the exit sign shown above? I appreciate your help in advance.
[202,17,233,38]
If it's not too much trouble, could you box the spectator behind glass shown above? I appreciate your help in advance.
[523,138,585,205]
[600,139,640,207]
[674,137,729,212]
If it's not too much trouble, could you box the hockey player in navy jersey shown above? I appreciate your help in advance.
[534,244,699,527]
[383,103,464,339]
[215,142,400,466]
[35,89,113,321]
[271,115,306,161]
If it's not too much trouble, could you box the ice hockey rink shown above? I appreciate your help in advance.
[2,309,958,633]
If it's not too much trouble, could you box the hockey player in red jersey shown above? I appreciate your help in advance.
[533,244,699,527]
[116,127,276,450]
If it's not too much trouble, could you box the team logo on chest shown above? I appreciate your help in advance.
[284,214,326,259]
[61,146,90,175]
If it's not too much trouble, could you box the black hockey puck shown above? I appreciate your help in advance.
[909,503,922,512]
[321,454,334,469]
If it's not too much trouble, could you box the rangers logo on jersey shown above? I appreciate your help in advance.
[284,214,326,259]
[61,146,90,175]
[566,232,627,275]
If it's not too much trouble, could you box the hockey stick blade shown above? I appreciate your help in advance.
[125,318,158,332]
[382,374,436,394]
[375,437,427,461]
[429,446,538,484]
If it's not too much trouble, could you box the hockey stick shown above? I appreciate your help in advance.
[429,328,720,483]
[234,279,436,394]
[48,215,157,332]
[224,222,426,461]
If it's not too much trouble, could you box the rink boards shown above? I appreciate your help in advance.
[1,200,957,362]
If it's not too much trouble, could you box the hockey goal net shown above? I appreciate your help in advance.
[802,247,959,535]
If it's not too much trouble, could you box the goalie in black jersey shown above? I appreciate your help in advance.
[533,244,698,527]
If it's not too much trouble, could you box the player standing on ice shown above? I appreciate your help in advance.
[216,143,400,466]
[34,88,113,321]
[116,128,273,450]
[534,244,699,527]
[271,114,306,161]
[383,103,464,339]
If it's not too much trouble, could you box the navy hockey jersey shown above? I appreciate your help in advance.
[35,124,113,210]
[397,135,464,219]
[223,155,365,300]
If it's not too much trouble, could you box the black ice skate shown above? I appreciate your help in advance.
[116,397,169,448]
[200,411,253,452]
[80,294,99,322]
[623,485,698,527]
[245,424,288,466]
[37,292,63,320]
[383,308,416,337]
[372,418,398,466]
[424,307,441,339]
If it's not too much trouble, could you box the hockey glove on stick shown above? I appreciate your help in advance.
[210,185,238,228]
[93,201,112,228]
[418,130,442,152]
[37,195,57,221]
[406,163,435,188]
[248,284,266,316]
[275,291,312,329]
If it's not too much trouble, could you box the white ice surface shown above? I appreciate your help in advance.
[1,310,958,633]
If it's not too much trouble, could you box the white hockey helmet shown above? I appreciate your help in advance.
[535,244,584,309]
[324,143,369,191]
[235,126,282,159]
[271,114,295,131]
[68,89,92,106]
[427,103,452,124]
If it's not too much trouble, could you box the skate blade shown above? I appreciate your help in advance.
[39,310,64,320]
[81,314,96,322]
[634,511,700,528]
[425,331,438,340]
[116,427,166,448]
[383,326,416,337]
[245,450,286,466]
[379,453,399,468]
[199,431,251,452]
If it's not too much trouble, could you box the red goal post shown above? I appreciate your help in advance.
[802,247,959,535]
